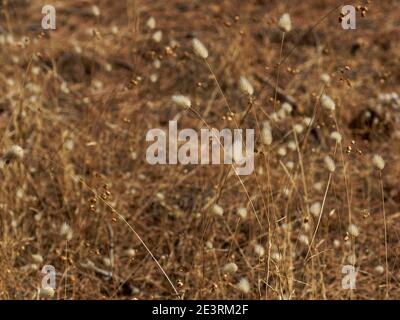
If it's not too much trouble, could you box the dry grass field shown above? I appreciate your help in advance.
[0,0,399,300]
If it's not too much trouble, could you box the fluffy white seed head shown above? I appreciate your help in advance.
[347,254,357,265]
[372,154,385,170]
[374,265,385,274]
[299,234,309,246]
[60,223,73,241]
[333,239,341,248]
[277,108,287,120]
[39,287,55,298]
[348,223,359,237]
[146,17,156,29]
[287,141,296,151]
[310,202,321,218]
[270,112,279,122]
[171,95,191,109]
[239,76,254,96]
[124,248,136,257]
[313,181,323,192]
[154,59,161,69]
[277,146,287,157]
[254,244,265,257]
[192,38,208,59]
[303,117,313,126]
[271,252,283,262]
[321,94,336,111]
[330,131,342,143]
[152,30,163,43]
[261,127,273,145]
[32,254,43,264]
[293,124,304,134]
[91,5,101,17]
[237,207,248,219]
[286,161,294,170]
[223,262,238,274]
[281,102,293,115]
[321,73,331,84]
[1,145,24,167]
[324,155,336,173]
[237,278,250,294]
[205,241,213,249]
[212,204,224,216]
[278,13,292,32]
[103,257,112,267]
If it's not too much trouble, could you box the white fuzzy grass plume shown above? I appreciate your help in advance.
[321,73,331,84]
[237,278,250,294]
[261,126,273,145]
[333,239,341,249]
[374,265,384,274]
[277,146,287,157]
[287,140,296,151]
[330,131,342,143]
[372,154,385,170]
[152,30,163,43]
[271,252,283,262]
[254,244,265,257]
[0,145,24,168]
[39,287,55,298]
[192,38,208,59]
[31,254,43,264]
[212,204,224,216]
[91,5,101,17]
[171,95,191,109]
[347,254,356,265]
[303,117,313,126]
[293,124,304,134]
[223,262,238,274]
[348,223,359,237]
[146,17,156,30]
[281,102,293,115]
[286,161,294,170]
[324,155,336,173]
[321,94,336,111]
[278,13,292,32]
[310,201,321,218]
[60,223,73,241]
[124,248,136,257]
[239,76,254,96]
[299,234,309,246]
[237,207,247,219]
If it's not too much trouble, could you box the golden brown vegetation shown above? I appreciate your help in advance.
[0,0,399,299]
